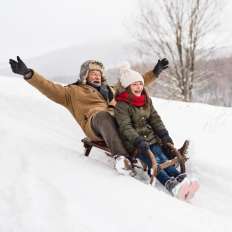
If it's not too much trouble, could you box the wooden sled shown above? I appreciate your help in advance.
[81,137,189,184]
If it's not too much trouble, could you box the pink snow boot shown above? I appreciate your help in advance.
[175,173,199,201]
[185,177,200,201]
[165,178,190,201]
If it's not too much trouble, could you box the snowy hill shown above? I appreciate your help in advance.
[0,75,232,232]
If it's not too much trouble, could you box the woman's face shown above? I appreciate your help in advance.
[129,81,144,96]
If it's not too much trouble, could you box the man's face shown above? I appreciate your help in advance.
[87,70,102,86]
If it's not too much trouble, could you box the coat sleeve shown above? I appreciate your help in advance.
[114,102,140,145]
[26,71,72,107]
[143,70,157,86]
[148,100,168,134]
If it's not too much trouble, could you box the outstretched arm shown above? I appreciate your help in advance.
[9,56,71,107]
[143,58,169,86]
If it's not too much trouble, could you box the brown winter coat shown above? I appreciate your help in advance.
[26,71,157,141]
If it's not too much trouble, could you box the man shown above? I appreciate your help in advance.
[9,56,168,175]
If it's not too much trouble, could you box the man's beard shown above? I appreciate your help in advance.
[87,80,101,87]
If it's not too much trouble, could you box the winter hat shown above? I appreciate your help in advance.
[79,60,105,84]
[119,62,144,88]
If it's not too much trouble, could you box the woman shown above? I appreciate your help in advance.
[114,64,199,200]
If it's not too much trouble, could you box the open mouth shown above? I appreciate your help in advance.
[93,81,100,84]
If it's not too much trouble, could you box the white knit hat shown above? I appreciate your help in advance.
[119,62,144,88]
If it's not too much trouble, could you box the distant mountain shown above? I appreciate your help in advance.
[0,40,136,83]
[211,45,232,59]
[2,43,232,84]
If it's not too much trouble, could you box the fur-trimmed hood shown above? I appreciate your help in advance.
[78,60,106,84]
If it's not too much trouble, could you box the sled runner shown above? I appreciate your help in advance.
[81,138,111,157]
[81,138,189,184]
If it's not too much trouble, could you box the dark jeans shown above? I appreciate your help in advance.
[138,144,180,185]
[91,111,129,157]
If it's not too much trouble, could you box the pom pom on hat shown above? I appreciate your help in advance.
[119,62,144,88]
[119,62,131,75]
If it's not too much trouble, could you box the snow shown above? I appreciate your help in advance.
[0,75,232,232]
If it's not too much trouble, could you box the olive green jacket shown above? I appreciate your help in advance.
[114,93,168,153]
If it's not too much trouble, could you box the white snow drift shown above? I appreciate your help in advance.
[0,76,232,232]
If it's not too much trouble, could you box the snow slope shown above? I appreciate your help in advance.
[0,75,232,232]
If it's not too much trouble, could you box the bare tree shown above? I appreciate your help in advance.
[132,0,221,101]
[195,56,232,107]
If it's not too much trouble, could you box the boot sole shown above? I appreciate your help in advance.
[185,180,200,201]
[175,180,190,200]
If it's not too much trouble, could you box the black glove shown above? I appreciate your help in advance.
[162,142,175,159]
[134,136,150,154]
[156,129,175,159]
[9,56,33,79]
[155,129,173,145]
[161,135,173,145]
[153,58,169,77]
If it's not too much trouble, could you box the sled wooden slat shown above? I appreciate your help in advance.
[81,137,189,178]
[81,137,111,156]
[159,157,179,170]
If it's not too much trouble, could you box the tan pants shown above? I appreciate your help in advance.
[91,111,129,157]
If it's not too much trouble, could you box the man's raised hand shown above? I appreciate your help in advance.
[153,58,169,77]
[9,56,33,79]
